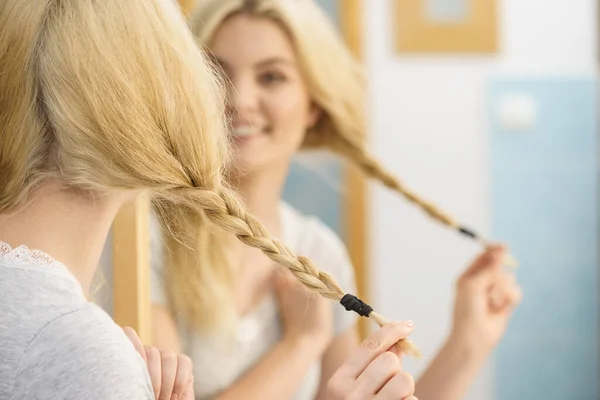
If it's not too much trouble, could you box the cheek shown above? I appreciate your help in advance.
[264,89,312,146]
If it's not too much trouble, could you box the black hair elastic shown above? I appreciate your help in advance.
[340,294,373,317]
[458,226,477,239]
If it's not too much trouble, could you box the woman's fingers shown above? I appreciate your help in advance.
[374,371,415,399]
[145,346,162,398]
[123,327,147,364]
[172,354,193,398]
[341,321,415,379]
[353,351,402,396]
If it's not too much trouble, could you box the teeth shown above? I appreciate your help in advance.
[233,127,255,137]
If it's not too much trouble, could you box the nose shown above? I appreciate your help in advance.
[229,76,259,115]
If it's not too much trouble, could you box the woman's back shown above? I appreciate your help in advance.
[0,0,228,396]
[0,242,153,399]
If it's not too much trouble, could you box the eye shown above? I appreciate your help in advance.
[258,71,287,86]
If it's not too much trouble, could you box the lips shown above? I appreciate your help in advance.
[230,123,272,140]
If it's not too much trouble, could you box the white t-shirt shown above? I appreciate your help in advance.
[0,242,154,400]
[151,203,358,400]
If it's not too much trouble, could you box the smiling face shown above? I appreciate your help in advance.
[209,13,320,172]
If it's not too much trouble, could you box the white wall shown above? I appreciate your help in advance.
[365,1,596,399]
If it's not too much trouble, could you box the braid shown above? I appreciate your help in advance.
[160,185,421,357]
[333,135,457,226]
[331,135,518,267]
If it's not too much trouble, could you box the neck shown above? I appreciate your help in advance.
[231,160,291,234]
[228,160,290,303]
[0,181,126,295]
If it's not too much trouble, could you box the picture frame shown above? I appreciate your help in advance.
[394,0,498,53]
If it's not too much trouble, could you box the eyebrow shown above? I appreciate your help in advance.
[215,56,297,70]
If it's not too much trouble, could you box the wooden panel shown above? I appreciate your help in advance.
[394,0,498,53]
[339,0,369,340]
[112,195,151,343]
[178,0,197,17]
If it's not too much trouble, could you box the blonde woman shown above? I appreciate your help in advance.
[0,0,419,399]
[150,1,522,399]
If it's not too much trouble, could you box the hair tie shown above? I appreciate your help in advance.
[340,294,373,317]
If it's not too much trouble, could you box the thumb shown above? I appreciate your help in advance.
[460,246,505,288]
[463,245,505,275]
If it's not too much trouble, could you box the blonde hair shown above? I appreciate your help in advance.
[0,0,417,355]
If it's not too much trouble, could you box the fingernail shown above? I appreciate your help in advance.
[406,320,414,328]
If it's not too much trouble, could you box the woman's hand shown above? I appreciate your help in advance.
[451,245,522,352]
[327,321,418,400]
[274,271,334,353]
[123,327,194,400]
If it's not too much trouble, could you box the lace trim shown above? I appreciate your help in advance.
[0,241,66,269]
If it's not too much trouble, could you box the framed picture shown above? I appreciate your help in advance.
[394,0,498,53]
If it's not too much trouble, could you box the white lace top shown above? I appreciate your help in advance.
[0,241,69,271]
